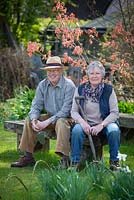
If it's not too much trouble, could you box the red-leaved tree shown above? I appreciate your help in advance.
[27,0,134,99]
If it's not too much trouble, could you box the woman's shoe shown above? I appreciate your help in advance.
[58,156,70,169]
[68,162,80,171]
[110,160,121,171]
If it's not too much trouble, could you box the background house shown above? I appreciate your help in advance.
[81,0,134,33]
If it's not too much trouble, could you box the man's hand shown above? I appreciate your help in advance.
[90,124,103,136]
[31,119,50,132]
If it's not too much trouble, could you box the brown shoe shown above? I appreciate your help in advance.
[11,156,36,167]
[110,160,121,171]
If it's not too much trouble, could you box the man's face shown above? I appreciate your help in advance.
[47,68,63,86]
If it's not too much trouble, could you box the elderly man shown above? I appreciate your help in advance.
[11,56,76,168]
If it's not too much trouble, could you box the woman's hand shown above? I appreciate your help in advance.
[90,124,104,136]
[80,121,91,135]
[31,119,50,132]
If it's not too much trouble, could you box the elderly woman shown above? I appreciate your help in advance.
[70,61,120,170]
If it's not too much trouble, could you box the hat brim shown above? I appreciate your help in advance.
[41,66,67,70]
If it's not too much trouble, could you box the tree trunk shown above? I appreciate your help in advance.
[0,16,18,49]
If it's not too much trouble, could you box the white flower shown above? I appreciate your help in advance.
[125,166,131,173]
[117,152,127,161]
[121,165,131,173]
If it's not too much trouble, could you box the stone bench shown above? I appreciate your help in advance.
[118,113,134,140]
[3,120,53,152]
[119,113,134,129]
[4,113,134,160]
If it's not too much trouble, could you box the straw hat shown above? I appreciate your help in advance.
[43,56,63,70]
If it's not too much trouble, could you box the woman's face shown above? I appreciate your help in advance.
[88,67,103,88]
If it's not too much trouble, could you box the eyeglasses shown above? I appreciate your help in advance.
[47,69,61,73]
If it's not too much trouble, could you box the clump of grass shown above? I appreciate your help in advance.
[38,162,134,200]
[104,170,134,200]
[84,162,112,190]
[38,168,93,200]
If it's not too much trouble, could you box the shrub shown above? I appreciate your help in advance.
[0,48,32,101]
[0,86,35,122]
[118,101,134,114]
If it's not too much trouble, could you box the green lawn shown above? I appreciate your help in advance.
[0,124,134,200]
[0,124,59,200]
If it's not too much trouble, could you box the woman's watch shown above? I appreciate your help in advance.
[101,122,105,128]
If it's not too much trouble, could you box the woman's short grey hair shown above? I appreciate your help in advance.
[87,61,105,78]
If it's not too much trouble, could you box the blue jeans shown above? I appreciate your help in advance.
[71,123,120,163]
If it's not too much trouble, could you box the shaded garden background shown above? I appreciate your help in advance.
[0,0,134,124]
[0,0,134,102]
